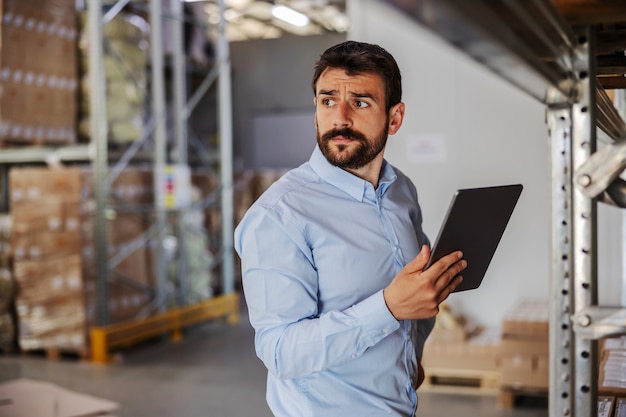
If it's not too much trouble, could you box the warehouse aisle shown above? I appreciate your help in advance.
[0,299,547,417]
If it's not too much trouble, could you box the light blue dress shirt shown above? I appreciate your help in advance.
[234,145,435,417]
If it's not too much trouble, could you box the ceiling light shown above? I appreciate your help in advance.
[271,5,310,27]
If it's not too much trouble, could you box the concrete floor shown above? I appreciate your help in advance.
[0,302,548,417]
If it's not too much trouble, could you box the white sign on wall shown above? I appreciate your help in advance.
[405,133,447,163]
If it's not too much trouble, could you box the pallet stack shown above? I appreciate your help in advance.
[421,304,500,394]
[77,9,149,144]
[0,0,77,146]
[498,299,549,407]
[9,166,154,357]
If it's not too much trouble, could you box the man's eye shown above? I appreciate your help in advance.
[355,100,369,108]
[323,98,336,106]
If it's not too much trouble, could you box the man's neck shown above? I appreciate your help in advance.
[344,156,384,189]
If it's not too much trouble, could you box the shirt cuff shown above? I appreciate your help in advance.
[352,289,401,343]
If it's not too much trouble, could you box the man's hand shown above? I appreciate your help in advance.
[383,245,466,320]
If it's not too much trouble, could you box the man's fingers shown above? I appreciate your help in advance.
[438,275,463,303]
[432,257,466,291]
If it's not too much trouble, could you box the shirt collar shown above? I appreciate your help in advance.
[309,145,397,201]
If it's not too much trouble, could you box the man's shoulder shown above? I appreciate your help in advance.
[255,163,319,207]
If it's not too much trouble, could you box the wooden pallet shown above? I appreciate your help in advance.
[420,368,501,395]
[498,386,548,408]
[19,347,90,361]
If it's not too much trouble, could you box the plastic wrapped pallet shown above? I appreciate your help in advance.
[499,299,549,390]
[77,10,149,143]
[9,166,156,354]
[422,304,499,372]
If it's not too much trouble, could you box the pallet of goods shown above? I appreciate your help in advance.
[421,304,500,395]
[0,0,77,147]
[498,299,549,408]
[9,165,155,358]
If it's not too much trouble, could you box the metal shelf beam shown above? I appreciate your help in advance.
[0,145,92,164]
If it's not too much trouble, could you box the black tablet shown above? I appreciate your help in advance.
[425,184,523,292]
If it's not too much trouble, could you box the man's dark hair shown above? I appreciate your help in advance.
[311,40,402,112]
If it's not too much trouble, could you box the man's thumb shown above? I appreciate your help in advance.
[410,244,430,271]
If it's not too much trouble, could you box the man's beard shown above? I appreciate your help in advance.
[317,122,388,170]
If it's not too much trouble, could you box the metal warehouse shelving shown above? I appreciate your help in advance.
[383,1,626,416]
[0,0,239,362]
[86,0,239,362]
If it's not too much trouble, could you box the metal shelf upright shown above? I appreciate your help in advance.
[383,1,626,416]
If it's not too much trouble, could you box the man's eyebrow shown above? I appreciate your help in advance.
[352,92,374,99]
[317,90,375,99]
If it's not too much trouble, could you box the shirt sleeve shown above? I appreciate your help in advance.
[235,204,400,380]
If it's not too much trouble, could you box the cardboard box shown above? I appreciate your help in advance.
[16,296,88,351]
[502,299,549,338]
[13,255,83,304]
[84,280,151,324]
[0,0,78,145]
[499,353,548,389]
[600,350,626,394]
[499,337,548,356]
[598,396,615,417]
[9,167,85,206]
[425,326,466,346]
[0,378,119,417]
[423,327,500,372]
[615,397,626,417]
[499,299,549,390]
[12,230,82,261]
[10,197,67,234]
[8,166,158,353]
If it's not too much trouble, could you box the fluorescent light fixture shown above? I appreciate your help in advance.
[271,5,310,27]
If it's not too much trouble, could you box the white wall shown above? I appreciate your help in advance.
[228,1,623,327]
[348,0,624,326]
[230,34,345,170]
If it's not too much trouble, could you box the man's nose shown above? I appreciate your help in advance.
[333,102,352,127]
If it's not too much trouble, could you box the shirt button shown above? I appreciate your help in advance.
[351,354,357,359]
[383,328,390,334]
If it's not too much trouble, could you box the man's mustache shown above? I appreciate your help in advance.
[321,128,367,142]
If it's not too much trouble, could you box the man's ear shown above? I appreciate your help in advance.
[388,102,405,135]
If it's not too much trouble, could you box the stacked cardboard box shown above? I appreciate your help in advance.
[422,304,500,373]
[499,299,549,390]
[613,396,626,417]
[0,0,77,146]
[423,326,500,372]
[597,395,626,417]
[600,336,626,396]
[9,166,154,354]
[599,396,616,417]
